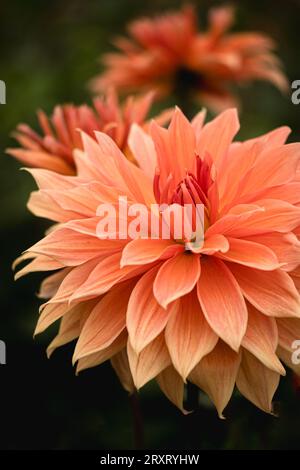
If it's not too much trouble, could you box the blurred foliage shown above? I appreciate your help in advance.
[0,0,300,450]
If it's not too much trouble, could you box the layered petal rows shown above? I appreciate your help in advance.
[14,106,300,416]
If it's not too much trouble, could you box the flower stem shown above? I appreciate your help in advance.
[130,390,144,449]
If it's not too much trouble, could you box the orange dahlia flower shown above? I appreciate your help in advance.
[91,5,288,112]
[7,89,168,175]
[15,107,300,416]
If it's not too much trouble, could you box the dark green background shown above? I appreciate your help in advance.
[1,0,300,450]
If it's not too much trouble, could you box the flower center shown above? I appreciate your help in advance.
[153,156,213,237]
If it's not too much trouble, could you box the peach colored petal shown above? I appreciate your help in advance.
[46,303,91,358]
[28,228,124,266]
[121,239,183,267]
[191,109,207,142]
[197,258,248,351]
[258,183,300,206]
[196,109,239,166]
[127,334,171,389]
[244,232,300,272]
[69,252,154,303]
[27,191,77,223]
[153,252,200,309]
[94,131,155,206]
[229,263,300,318]
[38,268,70,299]
[211,200,300,239]
[45,257,102,304]
[128,123,157,179]
[7,148,74,174]
[111,348,135,393]
[168,107,196,181]
[35,303,68,335]
[189,341,241,418]
[237,350,280,414]
[199,234,229,255]
[127,266,175,353]
[216,237,280,270]
[165,290,218,381]
[14,253,63,280]
[25,167,78,190]
[73,281,134,363]
[76,331,127,374]
[156,366,187,413]
[242,304,285,375]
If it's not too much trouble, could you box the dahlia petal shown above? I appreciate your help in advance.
[165,291,218,381]
[208,6,234,35]
[214,200,300,238]
[229,263,300,318]
[14,253,63,280]
[228,143,300,207]
[191,109,207,142]
[42,186,102,218]
[28,228,124,266]
[291,267,300,290]
[259,183,300,206]
[255,143,300,187]
[150,121,173,189]
[73,281,134,363]
[94,131,155,206]
[242,305,285,375]
[69,252,151,303]
[217,237,280,270]
[189,341,241,418]
[244,232,300,272]
[237,350,280,414]
[196,108,240,166]
[47,303,91,358]
[80,132,123,188]
[199,234,229,255]
[156,366,187,413]
[38,268,70,299]
[46,257,102,304]
[7,148,73,174]
[128,123,157,179]
[76,331,127,374]
[197,258,248,351]
[205,204,264,238]
[35,303,68,335]
[223,199,300,238]
[111,348,135,393]
[28,191,75,223]
[25,168,77,190]
[168,107,196,180]
[127,334,171,389]
[127,266,176,353]
[121,239,182,267]
[153,252,201,309]
[218,127,291,207]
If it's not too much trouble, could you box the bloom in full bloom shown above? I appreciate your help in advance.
[7,89,168,175]
[15,107,300,416]
[91,5,288,112]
